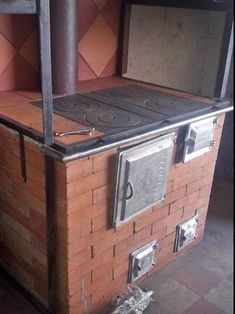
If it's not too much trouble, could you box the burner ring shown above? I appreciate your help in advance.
[85,111,142,129]
[56,101,98,112]
[144,97,188,109]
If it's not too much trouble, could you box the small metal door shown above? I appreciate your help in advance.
[113,133,175,226]
[182,116,217,162]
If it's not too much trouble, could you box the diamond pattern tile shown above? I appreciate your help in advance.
[79,15,117,77]
[102,0,121,36]
[0,1,120,90]
[20,30,39,71]
[78,53,97,81]
[0,15,36,50]
[78,0,99,40]
[0,34,16,75]
[93,0,109,10]
[100,52,117,77]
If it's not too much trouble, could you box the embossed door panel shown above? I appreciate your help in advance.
[183,116,217,162]
[113,134,175,226]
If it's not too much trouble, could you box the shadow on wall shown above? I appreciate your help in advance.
[215,57,233,182]
[215,110,234,182]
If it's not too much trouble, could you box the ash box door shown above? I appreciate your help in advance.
[113,134,175,226]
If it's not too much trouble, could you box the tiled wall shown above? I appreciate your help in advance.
[0,0,121,92]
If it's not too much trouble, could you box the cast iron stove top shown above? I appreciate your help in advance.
[34,85,212,136]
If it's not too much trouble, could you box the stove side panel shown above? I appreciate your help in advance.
[0,124,48,307]
[59,115,225,314]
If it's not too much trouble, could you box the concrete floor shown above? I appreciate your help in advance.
[0,179,233,314]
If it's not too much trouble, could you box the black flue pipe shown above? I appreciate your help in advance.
[50,0,78,94]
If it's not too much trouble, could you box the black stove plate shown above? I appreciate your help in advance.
[92,85,211,116]
[33,94,158,133]
[33,85,212,136]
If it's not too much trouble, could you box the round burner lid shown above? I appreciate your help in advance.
[144,97,189,110]
[56,100,98,112]
[85,111,142,129]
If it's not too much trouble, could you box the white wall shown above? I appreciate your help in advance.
[124,6,227,97]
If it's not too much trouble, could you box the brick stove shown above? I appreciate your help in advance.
[0,1,233,314]
[52,112,226,314]
[0,83,230,313]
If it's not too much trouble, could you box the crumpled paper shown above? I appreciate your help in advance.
[110,286,154,314]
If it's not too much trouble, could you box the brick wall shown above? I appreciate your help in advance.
[0,124,48,306]
[54,114,225,314]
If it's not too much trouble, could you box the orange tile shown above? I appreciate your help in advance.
[14,90,42,100]
[0,91,29,108]
[19,30,39,71]
[0,34,16,75]
[93,0,109,10]
[79,15,117,76]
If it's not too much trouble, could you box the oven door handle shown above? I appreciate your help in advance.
[126,181,134,200]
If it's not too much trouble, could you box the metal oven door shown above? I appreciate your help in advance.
[182,116,217,162]
[113,133,175,226]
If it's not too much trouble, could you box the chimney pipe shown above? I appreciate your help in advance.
[50,0,78,95]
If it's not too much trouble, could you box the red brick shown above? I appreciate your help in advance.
[67,191,93,214]
[133,207,155,232]
[158,232,176,249]
[92,183,114,204]
[169,162,189,180]
[92,213,108,232]
[92,261,113,283]
[31,232,47,255]
[213,126,223,143]
[64,249,92,271]
[186,175,213,195]
[92,247,114,268]
[115,225,152,257]
[154,204,170,220]
[172,168,203,191]
[92,149,117,173]
[165,208,184,235]
[66,219,92,242]
[111,276,129,299]
[25,146,44,171]
[164,186,187,205]
[170,190,199,214]
[0,243,13,266]
[195,204,209,218]
[66,199,110,230]
[202,161,216,177]
[0,125,19,156]
[197,195,211,208]
[188,150,218,172]
[151,219,167,239]
[113,260,129,280]
[29,209,46,239]
[183,203,198,219]
[12,185,46,216]
[67,158,93,182]
[199,183,213,199]
[67,169,113,199]
[157,242,176,268]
